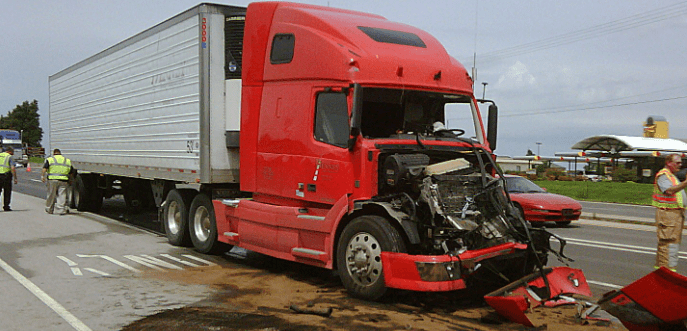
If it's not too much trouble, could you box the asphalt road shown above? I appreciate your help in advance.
[546,219,685,293]
[0,192,223,330]
[580,200,654,222]
[12,163,46,199]
[7,165,684,329]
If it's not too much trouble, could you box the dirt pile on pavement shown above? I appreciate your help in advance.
[123,254,624,331]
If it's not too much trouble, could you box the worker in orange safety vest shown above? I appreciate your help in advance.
[652,154,687,271]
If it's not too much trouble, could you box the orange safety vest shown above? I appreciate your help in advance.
[652,168,684,209]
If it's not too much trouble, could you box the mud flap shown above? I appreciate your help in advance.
[484,267,590,326]
[597,267,687,331]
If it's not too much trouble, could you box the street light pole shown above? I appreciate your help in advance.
[481,82,488,99]
[536,142,542,156]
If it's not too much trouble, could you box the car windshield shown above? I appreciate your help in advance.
[505,176,546,193]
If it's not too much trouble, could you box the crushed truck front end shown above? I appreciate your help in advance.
[341,126,558,297]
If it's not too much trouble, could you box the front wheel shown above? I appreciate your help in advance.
[336,215,406,300]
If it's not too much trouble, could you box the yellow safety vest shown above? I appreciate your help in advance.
[47,155,72,181]
[0,152,11,174]
[652,168,684,209]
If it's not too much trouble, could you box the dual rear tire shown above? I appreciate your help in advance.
[163,189,228,254]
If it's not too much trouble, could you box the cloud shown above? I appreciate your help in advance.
[497,61,536,88]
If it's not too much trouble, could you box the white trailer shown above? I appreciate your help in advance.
[49,4,246,211]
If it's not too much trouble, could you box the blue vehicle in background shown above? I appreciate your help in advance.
[0,129,27,166]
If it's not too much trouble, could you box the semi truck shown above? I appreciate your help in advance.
[0,129,27,165]
[49,2,565,300]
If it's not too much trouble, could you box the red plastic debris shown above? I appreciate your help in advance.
[484,267,591,327]
[598,267,687,331]
[484,295,534,327]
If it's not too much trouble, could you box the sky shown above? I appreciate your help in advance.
[2,0,687,159]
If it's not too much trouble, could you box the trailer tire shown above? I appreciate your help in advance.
[336,215,406,301]
[163,189,194,247]
[189,193,229,254]
[73,174,103,212]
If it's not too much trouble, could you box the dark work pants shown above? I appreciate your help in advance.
[0,173,11,209]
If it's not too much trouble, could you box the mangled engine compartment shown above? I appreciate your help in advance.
[375,151,565,281]
[379,152,514,252]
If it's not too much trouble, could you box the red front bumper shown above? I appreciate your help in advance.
[526,209,581,222]
[381,242,528,292]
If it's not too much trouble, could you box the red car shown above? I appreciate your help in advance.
[504,175,582,226]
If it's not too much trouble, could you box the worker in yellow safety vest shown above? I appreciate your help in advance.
[652,154,687,271]
[0,146,18,211]
[41,148,74,215]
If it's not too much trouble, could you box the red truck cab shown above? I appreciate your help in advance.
[201,2,553,300]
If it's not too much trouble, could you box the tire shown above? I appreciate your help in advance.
[163,189,194,247]
[73,174,103,212]
[189,193,230,254]
[558,221,572,226]
[69,184,77,209]
[336,215,406,300]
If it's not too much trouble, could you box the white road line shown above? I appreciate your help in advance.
[57,256,78,267]
[160,254,201,267]
[76,254,141,273]
[29,178,43,183]
[0,257,92,331]
[84,268,110,277]
[71,267,83,276]
[124,255,183,271]
[182,254,216,266]
[559,237,687,259]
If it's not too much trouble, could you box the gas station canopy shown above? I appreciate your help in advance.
[571,135,687,154]
[554,135,687,158]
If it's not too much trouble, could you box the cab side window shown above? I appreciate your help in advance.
[314,92,349,148]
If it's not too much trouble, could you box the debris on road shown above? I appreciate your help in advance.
[598,267,687,331]
[289,304,333,317]
[484,267,591,327]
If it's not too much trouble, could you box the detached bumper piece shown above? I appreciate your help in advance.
[483,267,591,327]
[381,242,527,292]
[598,267,687,331]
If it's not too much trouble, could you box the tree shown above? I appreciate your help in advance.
[526,149,535,156]
[0,100,43,147]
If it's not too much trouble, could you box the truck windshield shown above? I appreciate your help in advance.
[359,88,482,143]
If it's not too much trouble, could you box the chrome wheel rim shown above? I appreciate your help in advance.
[193,206,211,242]
[344,232,382,286]
[167,200,182,234]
